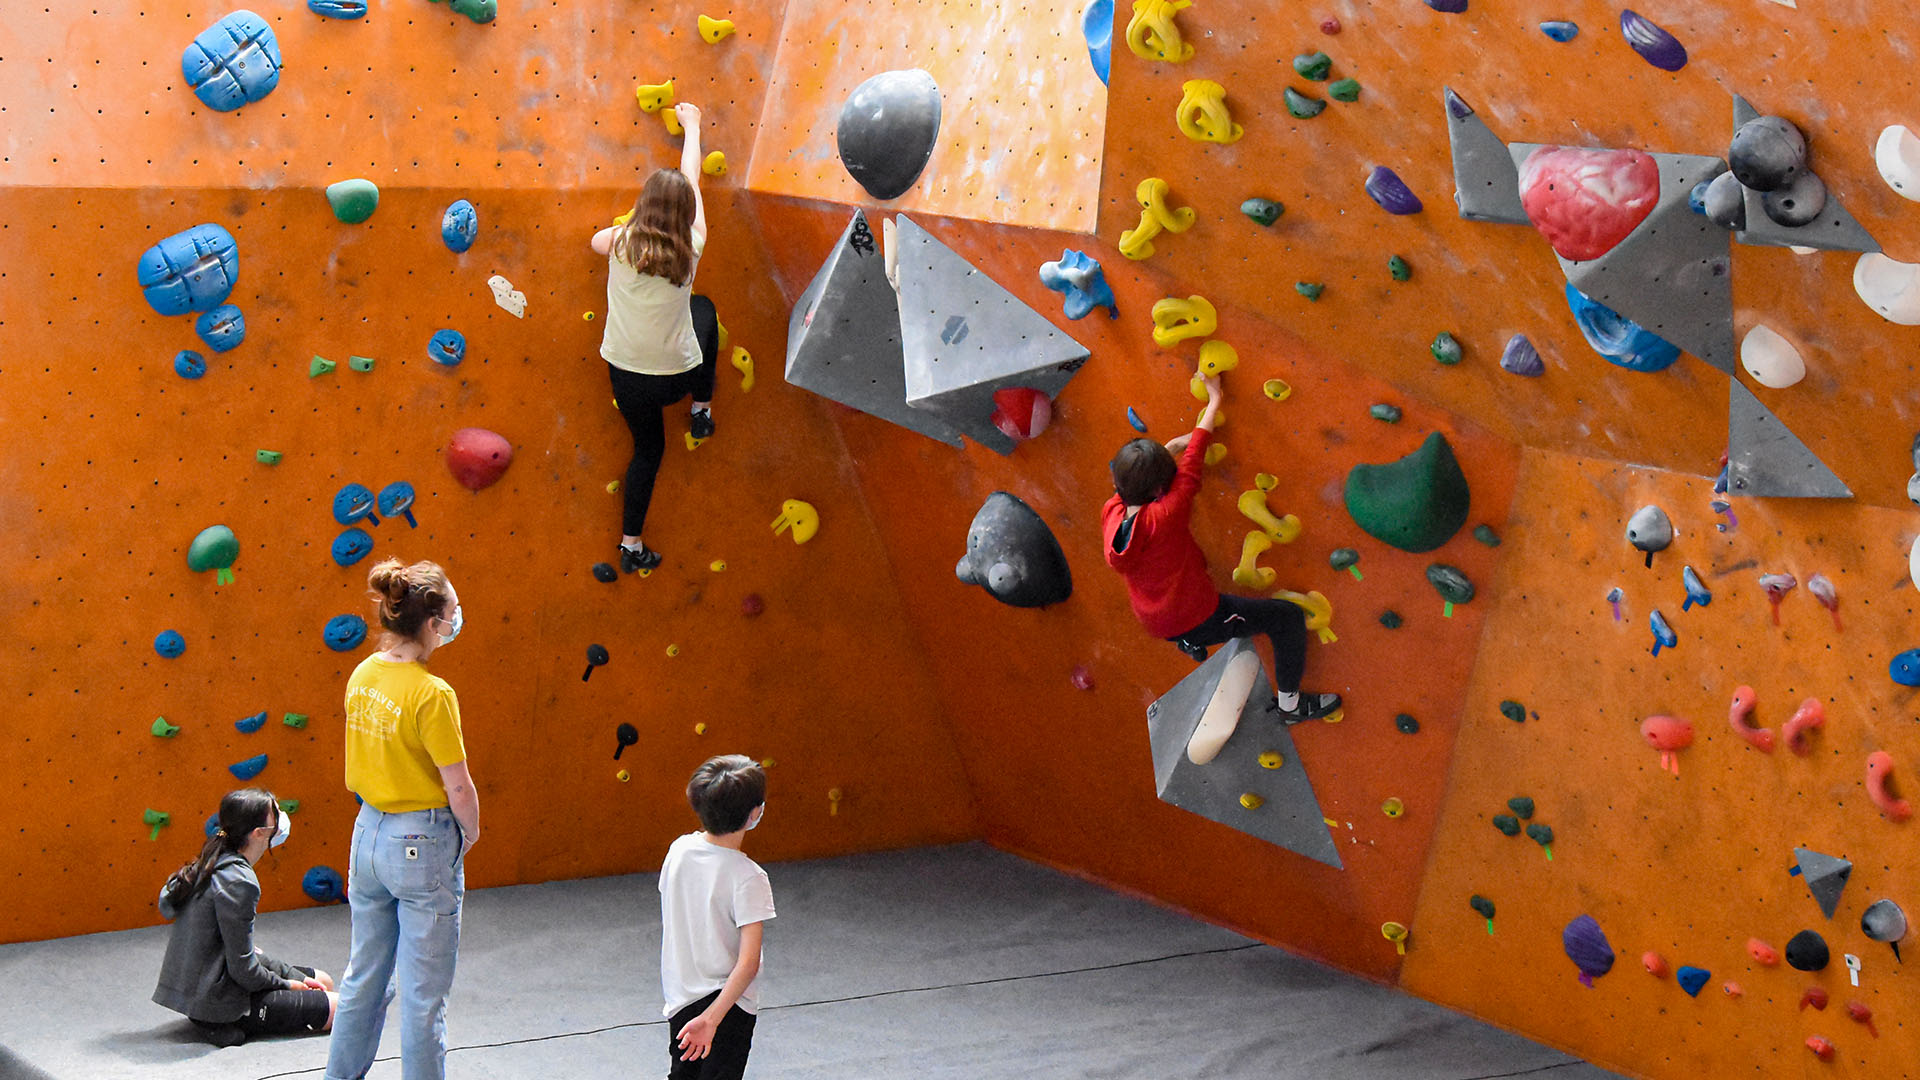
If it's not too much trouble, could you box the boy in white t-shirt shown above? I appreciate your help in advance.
[659,755,775,1079]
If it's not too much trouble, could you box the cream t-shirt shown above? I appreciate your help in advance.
[600,237,705,376]
[658,832,775,1016]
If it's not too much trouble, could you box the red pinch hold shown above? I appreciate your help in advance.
[1847,1001,1878,1038]
[1784,698,1826,756]
[1866,751,1912,823]
[1728,685,1774,752]
[1800,987,1829,1011]
[1806,1036,1835,1061]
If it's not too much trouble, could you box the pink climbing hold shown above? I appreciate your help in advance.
[1070,663,1095,691]
[1866,751,1911,822]
[989,387,1053,442]
[1728,685,1774,753]
[1747,938,1780,966]
[1639,714,1693,776]
[446,427,514,492]
[1517,146,1661,262]
[1784,697,1826,756]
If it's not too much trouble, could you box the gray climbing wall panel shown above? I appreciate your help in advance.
[785,209,965,448]
[1731,95,1881,255]
[1145,637,1343,868]
[894,216,1090,455]
[1443,88,1528,225]
[1727,381,1851,499]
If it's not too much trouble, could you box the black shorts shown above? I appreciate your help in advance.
[667,989,757,1080]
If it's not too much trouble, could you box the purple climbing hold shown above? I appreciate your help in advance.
[1563,915,1616,988]
[1424,0,1468,11]
[1499,334,1544,377]
[1620,10,1688,72]
[1365,166,1423,215]
[1443,88,1474,121]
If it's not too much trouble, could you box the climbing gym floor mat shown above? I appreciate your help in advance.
[0,844,1620,1080]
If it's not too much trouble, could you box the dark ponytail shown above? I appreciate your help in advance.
[162,788,277,907]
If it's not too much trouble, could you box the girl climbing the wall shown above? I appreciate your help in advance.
[152,787,338,1047]
[326,558,478,1080]
[592,101,721,575]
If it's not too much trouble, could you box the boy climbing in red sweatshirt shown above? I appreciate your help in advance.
[1101,375,1341,724]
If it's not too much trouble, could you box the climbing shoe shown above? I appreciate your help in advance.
[1277,692,1342,725]
[690,409,715,440]
[619,544,662,575]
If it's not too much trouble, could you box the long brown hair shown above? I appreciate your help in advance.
[366,557,451,642]
[611,168,696,285]
[162,788,277,906]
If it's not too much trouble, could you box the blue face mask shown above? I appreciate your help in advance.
[438,606,464,646]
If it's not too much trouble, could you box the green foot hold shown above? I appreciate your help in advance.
[1241,197,1284,226]
[1296,281,1325,301]
[1343,431,1471,552]
[1329,78,1362,102]
[1389,254,1411,281]
[433,0,498,23]
[151,716,180,738]
[1292,51,1333,80]
[256,450,282,465]
[348,355,376,373]
[310,356,337,377]
[1431,331,1463,365]
[1499,700,1527,724]
[277,799,300,814]
[325,179,380,224]
[143,808,170,841]
[282,712,309,729]
[1369,403,1401,423]
[1473,523,1501,546]
[1285,88,1326,119]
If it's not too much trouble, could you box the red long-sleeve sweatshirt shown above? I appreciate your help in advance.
[1101,428,1220,639]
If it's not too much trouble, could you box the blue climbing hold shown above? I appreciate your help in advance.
[1563,284,1680,372]
[204,813,221,839]
[307,0,368,18]
[154,629,186,658]
[332,483,381,527]
[228,753,269,781]
[1039,249,1118,321]
[428,328,466,366]
[441,200,478,253]
[1127,407,1148,433]
[325,614,368,652]
[1650,610,1677,656]
[137,224,239,316]
[195,304,246,353]
[332,527,374,567]
[1082,0,1114,86]
[303,865,347,903]
[1891,649,1920,687]
[1540,20,1579,41]
[1688,179,1711,217]
[1682,566,1711,611]
[173,350,208,380]
[235,710,268,734]
[181,11,282,112]
[378,481,419,528]
[1676,965,1710,997]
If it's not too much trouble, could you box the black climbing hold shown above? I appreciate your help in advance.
[1379,610,1403,629]
[1525,823,1554,848]
[1491,814,1521,836]
[836,69,943,201]
[1427,564,1475,604]
[1241,197,1284,226]
[1506,796,1534,819]
[1395,713,1421,734]
[613,721,639,759]
[1786,929,1830,972]
[591,562,618,583]
[582,644,610,682]
[1472,524,1501,546]
[1761,170,1828,227]
[1499,700,1526,724]
[1329,547,1359,570]
[1470,895,1496,919]
[1729,116,1807,192]
[955,492,1072,607]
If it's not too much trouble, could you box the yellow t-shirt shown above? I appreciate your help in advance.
[343,655,466,813]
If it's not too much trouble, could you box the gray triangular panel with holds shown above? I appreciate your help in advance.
[1443,88,1528,225]
[1727,381,1851,498]
[893,215,1090,455]
[784,209,964,448]
[1730,94,1881,255]
[1145,637,1342,868]
[1793,846,1853,919]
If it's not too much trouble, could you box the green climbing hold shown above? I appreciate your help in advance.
[1296,282,1325,301]
[1499,700,1526,724]
[310,355,337,377]
[1329,548,1359,571]
[256,450,282,465]
[143,808,170,841]
[187,525,240,584]
[1473,524,1501,547]
[151,716,181,738]
[1285,88,1326,119]
[1431,331,1463,365]
[1389,254,1411,281]
[1292,51,1333,80]
[283,712,309,729]
[430,0,498,23]
[1378,610,1403,629]
[348,355,376,373]
[1240,197,1284,226]
[1343,431,1471,553]
[1395,713,1420,734]
[1427,564,1474,604]
[1491,814,1521,836]
[325,179,380,224]
[1369,403,1402,423]
[1526,823,1554,848]
[1470,895,1496,919]
[1506,796,1535,819]
[1329,78,1362,102]
[277,799,300,814]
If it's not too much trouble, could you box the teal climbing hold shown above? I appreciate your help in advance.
[1241,198,1284,226]
[430,0,498,22]
[1473,524,1501,546]
[1431,332,1463,365]
[1389,254,1411,281]
[1292,52,1333,81]
[1507,796,1534,819]
[1491,814,1521,836]
[1343,432,1471,553]
[326,179,380,224]
[1285,88,1326,119]
[1378,610,1403,629]
[1500,700,1527,723]
[1369,403,1402,423]
[1296,282,1325,301]
[1329,78,1361,102]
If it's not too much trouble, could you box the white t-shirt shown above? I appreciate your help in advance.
[658,832,776,1017]
[600,237,706,376]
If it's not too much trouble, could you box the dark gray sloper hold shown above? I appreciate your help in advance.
[956,492,1072,607]
[837,69,943,200]
[1728,115,1807,191]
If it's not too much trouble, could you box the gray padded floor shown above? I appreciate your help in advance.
[0,844,1625,1079]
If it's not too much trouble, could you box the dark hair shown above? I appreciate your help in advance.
[686,755,766,835]
[1110,439,1177,505]
[613,169,696,286]
[366,557,452,641]
[162,788,277,907]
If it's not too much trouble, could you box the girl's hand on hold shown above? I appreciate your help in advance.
[1201,375,1223,404]
[674,103,702,128]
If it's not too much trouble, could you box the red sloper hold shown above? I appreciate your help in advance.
[989,387,1052,442]
[1517,146,1662,262]
[1866,751,1912,822]
[447,428,514,492]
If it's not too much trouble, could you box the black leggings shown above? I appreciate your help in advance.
[1168,594,1309,694]
[667,989,757,1080]
[193,966,331,1038]
[609,294,721,537]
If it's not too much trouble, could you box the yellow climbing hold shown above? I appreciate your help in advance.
[636,79,675,113]
[772,499,820,544]
[694,722,707,735]
[1263,378,1293,402]
[710,559,727,572]
[663,109,684,136]
[828,787,843,816]
[583,311,596,321]
[1237,489,1301,544]
[1118,178,1195,261]
[1176,80,1244,144]
[1231,532,1276,590]
[697,14,735,42]
[1125,0,1194,62]
[1189,340,1239,400]
[617,769,632,783]
[1239,792,1265,810]
[717,320,729,352]
[731,346,755,391]
[1150,295,1217,348]
[1381,922,1410,955]
[703,150,728,176]
[1381,797,1405,818]
[1254,473,1278,492]
[1258,750,1284,770]
[1203,443,1228,466]
[607,480,621,494]
[666,644,681,657]
[1276,589,1337,644]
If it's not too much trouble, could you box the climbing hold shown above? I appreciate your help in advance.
[447,428,514,492]
[1039,249,1119,320]
[1749,938,1781,966]
[151,716,181,738]
[1518,146,1660,261]
[583,644,610,683]
[1240,198,1283,226]
[1426,564,1473,616]
[741,594,765,617]
[1296,282,1325,301]
[1491,814,1521,836]
[138,224,238,316]
[1740,325,1806,388]
[1126,406,1148,433]
[154,630,186,658]
[181,11,282,111]
[309,356,336,377]
[378,482,419,528]
[173,350,207,380]
[1175,80,1243,144]
[1892,650,1920,687]
[1787,929,1831,971]
[1343,432,1470,553]
[188,525,240,585]
[1118,178,1195,260]
[1283,88,1326,119]
[325,179,380,224]
[487,275,527,319]
[1701,172,1747,229]
[1762,171,1828,227]
[1853,253,1920,325]
[1759,573,1797,625]
[956,492,1071,608]
[195,305,246,353]
[1231,532,1276,590]
[1328,78,1361,103]
[1874,125,1920,200]
[1237,489,1301,544]
[282,713,307,729]
[1195,340,1239,381]
[1563,915,1615,988]
[836,69,942,201]
[1499,335,1544,377]
[308,0,368,17]
[143,809,171,842]
[1257,750,1283,769]
[332,483,380,527]
[1124,0,1194,62]
[1729,116,1807,192]
[1642,952,1669,977]
[1607,586,1624,621]
[1867,751,1911,822]
[1329,548,1361,580]
[1381,798,1405,818]
[1639,715,1693,776]
[441,199,478,253]
[1649,610,1677,656]
[990,387,1053,442]
[1563,284,1681,372]
[591,562,618,584]
[1395,713,1420,734]
[1320,16,1340,33]
[324,614,368,652]
[1675,966,1710,997]
[1203,444,1228,466]
[1807,574,1840,630]
[432,0,497,22]
[1430,332,1462,366]
[1239,793,1265,810]
[616,769,632,783]
[348,355,375,373]
[235,710,267,734]
[702,150,728,176]
[634,79,674,113]
[1071,664,1096,691]
[1507,796,1534,819]
[771,499,820,544]
[1082,0,1113,83]
[1681,566,1710,611]
[302,866,346,904]
[1540,20,1579,40]
[1848,1002,1878,1037]
[1499,700,1526,724]
[1292,52,1332,80]
[1262,379,1291,401]
[1388,255,1411,281]
[1861,900,1907,959]
[1792,847,1853,919]
[1279,590,1337,645]
[1150,295,1217,348]
[1624,505,1672,566]
[1619,9,1688,71]
[697,14,735,42]
[1364,166,1423,215]
[1473,524,1500,546]
[1379,610,1402,629]
[731,346,754,391]
[1424,0,1467,10]
[229,753,269,781]
[331,528,373,568]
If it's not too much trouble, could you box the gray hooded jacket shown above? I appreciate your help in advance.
[152,851,303,1021]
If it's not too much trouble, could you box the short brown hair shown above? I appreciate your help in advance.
[1110,439,1176,505]
[613,169,696,286]
[687,755,766,835]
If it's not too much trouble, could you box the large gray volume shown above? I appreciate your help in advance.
[1727,381,1851,498]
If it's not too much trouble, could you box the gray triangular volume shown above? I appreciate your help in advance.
[1727,381,1852,498]
[1445,88,1528,225]
[784,210,964,448]
[1145,637,1342,868]
[1730,93,1881,254]
[1794,847,1853,919]
[893,216,1090,455]
[1548,151,1736,373]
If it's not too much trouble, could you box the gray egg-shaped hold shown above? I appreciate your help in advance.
[1907,472,1920,507]
[1729,116,1808,192]
[836,69,943,201]
[1625,505,1673,552]
[1762,170,1828,227]
[1911,430,1920,472]
[955,491,1072,607]
[1702,171,1747,230]
[1862,899,1908,943]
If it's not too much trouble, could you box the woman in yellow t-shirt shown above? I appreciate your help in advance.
[325,558,479,1080]
[590,101,719,576]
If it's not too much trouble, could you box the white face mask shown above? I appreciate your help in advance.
[438,605,464,646]
[745,804,765,831]
[269,812,290,849]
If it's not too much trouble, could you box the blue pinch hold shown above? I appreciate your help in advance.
[229,752,269,780]
[325,613,368,652]
[1540,20,1579,41]
[377,481,419,528]
[302,865,346,903]
[332,483,380,527]
[1650,610,1677,656]
[173,350,208,379]
[1082,0,1114,86]
[1891,649,1920,687]
[138,223,239,316]
[181,10,282,112]
[1038,249,1118,321]
[235,710,268,733]
[1675,965,1710,997]
[195,304,247,353]
[428,328,466,366]
[1563,284,1680,372]
[1126,406,1148,433]
[1682,566,1711,611]
[441,200,478,253]
[331,527,374,567]
[307,0,368,18]
[154,629,186,658]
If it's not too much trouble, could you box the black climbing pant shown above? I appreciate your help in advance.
[608,293,720,537]
[1168,594,1309,694]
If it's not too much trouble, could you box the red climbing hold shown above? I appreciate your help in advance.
[1319,16,1341,33]
[1800,986,1829,1011]
[1805,1036,1835,1062]
[1784,698,1826,756]
[446,427,514,492]
[1728,685,1774,752]
[740,593,765,617]
[1847,1001,1879,1038]
[1639,714,1693,776]
[1517,146,1661,261]
[1070,663,1095,691]
[1642,951,1670,978]
[1866,751,1911,822]
[1747,938,1780,966]
[989,387,1052,442]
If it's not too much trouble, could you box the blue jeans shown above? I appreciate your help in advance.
[325,803,465,1080]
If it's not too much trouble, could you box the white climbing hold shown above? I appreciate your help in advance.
[487,274,527,319]
[1854,253,1920,325]
[1739,324,1806,388]
[1909,534,1920,592]
[1875,125,1920,201]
